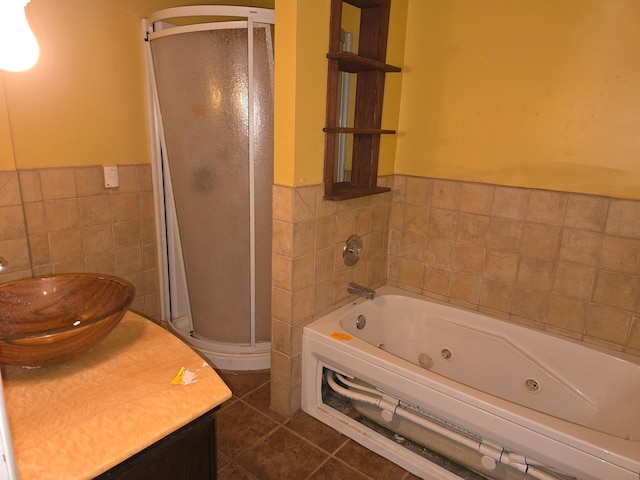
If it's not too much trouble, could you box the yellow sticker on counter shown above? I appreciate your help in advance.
[171,367,185,384]
[330,331,353,341]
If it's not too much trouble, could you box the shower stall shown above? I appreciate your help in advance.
[142,6,274,370]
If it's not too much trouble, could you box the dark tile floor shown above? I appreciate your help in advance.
[215,371,421,480]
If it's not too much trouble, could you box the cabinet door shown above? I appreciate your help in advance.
[95,412,216,480]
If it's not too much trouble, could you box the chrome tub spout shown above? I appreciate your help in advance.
[347,282,376,300]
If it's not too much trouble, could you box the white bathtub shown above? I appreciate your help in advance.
[301,286,640,480]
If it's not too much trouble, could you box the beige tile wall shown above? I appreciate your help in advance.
[272,175,640,417]
[0,171,31,281]
[270,179,392,415]
[0,165,160,320]
[388,175,640,356]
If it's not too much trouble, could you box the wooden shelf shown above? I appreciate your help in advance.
[343,0,385,8]
[323,127,396,135]
[323,0,400,200]
[323,183,391,201]
[327,52,400,73]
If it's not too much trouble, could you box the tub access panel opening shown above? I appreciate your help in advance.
[321,367,576,480]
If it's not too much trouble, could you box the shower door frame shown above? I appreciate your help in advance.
[142,6,274,362]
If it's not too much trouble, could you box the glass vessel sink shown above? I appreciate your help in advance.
[0,274,135,366]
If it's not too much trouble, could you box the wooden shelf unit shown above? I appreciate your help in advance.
[323,0,400,200]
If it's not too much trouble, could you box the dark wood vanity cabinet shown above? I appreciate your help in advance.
[323,0,401,200]
[95,411,217,480]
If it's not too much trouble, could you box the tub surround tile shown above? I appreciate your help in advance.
[460,182,494,215]
[292,286,314,324]
[592,271,639,311]
[483,250,518,283]
[431,179,462,210]
[526,190,567,226]
[385,175,640,364]
[294,185,316,222]
[404,176,432,206]
[271,287,292,323]
[516,256,554,291]
[428,208,458,240]
[585,305,632,346]
[479,278,513,313]
[599,235,640,274]
[271,220,293,257]
[487,217,522,253]
[546,295,587,334]
[315,215,336,250]
[293,220,315,258]
[606,199,640,239]
[423,265,452,297]
[270,184,391,417]
[520,223,561,260]
[564,193,609,231]
[491,186,529,220]
[559,228,602,266]
[553,262,597,300]
[450,271,481,305]
[627,317,640,353]
[271,178,640,419]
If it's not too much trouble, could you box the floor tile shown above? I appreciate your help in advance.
[236,426,329,480]
[307,458,369,480]
[335,440,410,480]
[217,370,271,398]
[215,400,279,459]
[214,374,419,479]
[285,411,347,454]
[243,382,287,423]
[217,463,258,480]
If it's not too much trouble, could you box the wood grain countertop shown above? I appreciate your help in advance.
[1,311,232,479]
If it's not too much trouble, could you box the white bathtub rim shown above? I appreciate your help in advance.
[336,292,640,440]
[339,286,640,366]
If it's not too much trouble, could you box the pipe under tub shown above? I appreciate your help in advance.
[327,371,565,480]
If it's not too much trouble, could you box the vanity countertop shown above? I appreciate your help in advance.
[1,311,232,480]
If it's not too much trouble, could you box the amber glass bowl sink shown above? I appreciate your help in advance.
[0,274,135,366]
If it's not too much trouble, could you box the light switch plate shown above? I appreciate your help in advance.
[103,166,119,188]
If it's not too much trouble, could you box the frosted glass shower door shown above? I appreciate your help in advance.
[150,23,273,345]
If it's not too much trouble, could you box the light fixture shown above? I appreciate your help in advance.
[0,0,40,72]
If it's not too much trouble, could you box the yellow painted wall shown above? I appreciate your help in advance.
[5,0,637,199]
[0,0,273,170]
[274,0,328,186]
[395,0,640,200]
[0,76,15,170]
